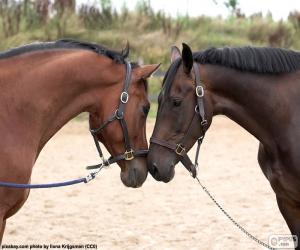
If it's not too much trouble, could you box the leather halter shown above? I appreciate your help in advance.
[87,61,148,170]
[150,62,207,178]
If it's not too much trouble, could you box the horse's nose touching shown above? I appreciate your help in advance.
[120,157,148,188]
[147,147,175,183]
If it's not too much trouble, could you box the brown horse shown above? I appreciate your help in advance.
[147,43,300,249]
[0,39,159,242]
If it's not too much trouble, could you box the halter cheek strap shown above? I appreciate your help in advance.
[150,62,207,178]
[87,61,148,170]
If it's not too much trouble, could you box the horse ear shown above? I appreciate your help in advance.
[135,64,161,80]
[182,43,193,74]
[121,41,130,58]
[171,45,181,63]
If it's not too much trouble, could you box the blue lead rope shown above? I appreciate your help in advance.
[0,168,102,189]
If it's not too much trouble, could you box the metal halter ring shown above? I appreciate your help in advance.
[115,109,124,119]
[195,86,204,97]
[120,92,129,104]
[102,158,111,168]
[201,119,208,126]
[175,144,186,156]
[195,105,200,114]
[124,149,135,161]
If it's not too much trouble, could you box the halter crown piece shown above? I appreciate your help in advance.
[87,61,148,170]
[150,62,207,178]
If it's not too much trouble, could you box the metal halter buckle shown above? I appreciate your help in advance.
[195,86,204,97]
[124,149,134,161]
[120,92,129,104]
[175,144,186,156]
[201,119,208,126]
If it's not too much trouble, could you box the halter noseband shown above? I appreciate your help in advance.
[87,61,148,170]
[150,62,207,178]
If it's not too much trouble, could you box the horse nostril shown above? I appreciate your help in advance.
[151,163,160,179]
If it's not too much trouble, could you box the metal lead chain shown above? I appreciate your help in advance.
[195,177,275,250]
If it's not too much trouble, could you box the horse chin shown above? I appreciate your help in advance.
[149,164,175,183]
[120,158,148,188]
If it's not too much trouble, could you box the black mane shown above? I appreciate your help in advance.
[162,46,300,96]
[193,46,300,74]
[0,39,128,63]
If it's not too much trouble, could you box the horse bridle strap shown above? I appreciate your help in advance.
[87,61,148,170]
[150,62,207,178]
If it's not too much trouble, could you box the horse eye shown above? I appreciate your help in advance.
[172,98,182,107]
[143,105,150,115]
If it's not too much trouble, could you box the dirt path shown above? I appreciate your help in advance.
[2,117,289,249]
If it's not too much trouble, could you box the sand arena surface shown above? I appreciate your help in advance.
[3,117,290,249]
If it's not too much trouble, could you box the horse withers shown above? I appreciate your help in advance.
[0,39,159,242]
[147,43,300,249]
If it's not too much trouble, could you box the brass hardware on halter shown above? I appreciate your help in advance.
[175,144,186,156]
[124,149,135,160]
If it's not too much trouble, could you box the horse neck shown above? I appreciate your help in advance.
[0,50,123,154]
[202,64,285,150]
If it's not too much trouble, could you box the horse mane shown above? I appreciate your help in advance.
[0,39,129,64]
[193,46,300,74]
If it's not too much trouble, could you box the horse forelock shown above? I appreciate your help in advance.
[162,58,182,96]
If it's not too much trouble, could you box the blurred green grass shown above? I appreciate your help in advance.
[148,76,162,118]
[1,1,300,121]
[0,4,299,72]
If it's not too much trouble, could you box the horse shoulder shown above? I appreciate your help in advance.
[258,139,300,203]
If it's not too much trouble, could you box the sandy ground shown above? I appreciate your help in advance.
[2,116,290,250]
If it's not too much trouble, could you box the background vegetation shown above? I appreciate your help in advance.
[0,0,300,117]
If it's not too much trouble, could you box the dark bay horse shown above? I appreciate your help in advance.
[147,43,300,248]
[0,39,159,242]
